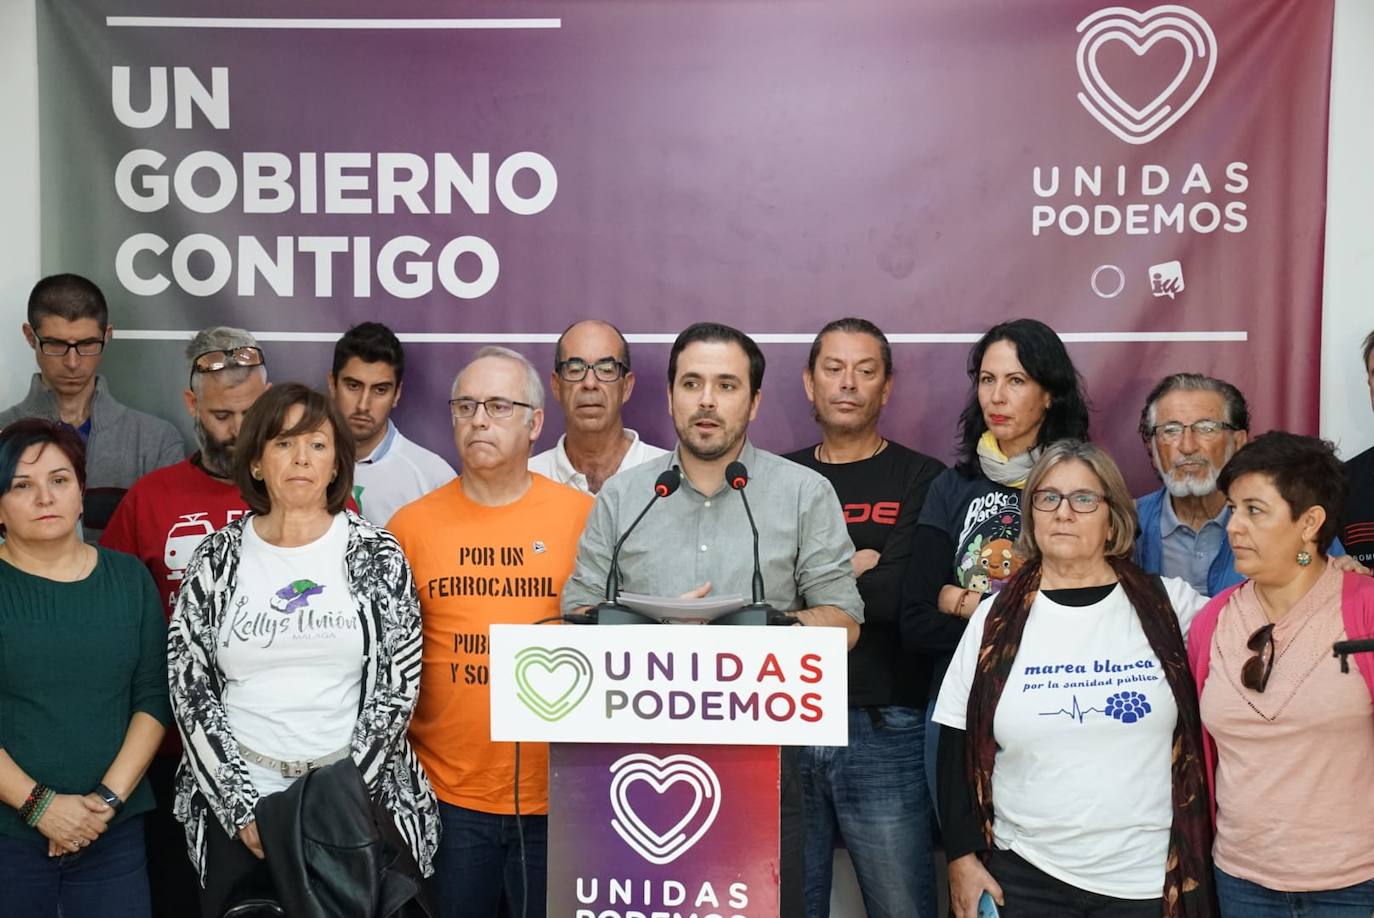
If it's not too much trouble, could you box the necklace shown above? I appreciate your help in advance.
[816,438,886,464]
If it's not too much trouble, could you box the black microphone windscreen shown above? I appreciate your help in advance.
[654,468,682,497]
[725,461,749,490]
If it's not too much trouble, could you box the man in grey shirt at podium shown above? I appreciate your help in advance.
[562,321,862,916]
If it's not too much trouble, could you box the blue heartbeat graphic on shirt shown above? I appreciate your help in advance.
[1038,695,1105,723]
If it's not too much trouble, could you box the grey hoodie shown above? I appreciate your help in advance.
[0,373,186,540]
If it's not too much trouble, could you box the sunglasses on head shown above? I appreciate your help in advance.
[190,346,265,387]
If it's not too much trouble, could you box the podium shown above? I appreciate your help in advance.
[490,624,848,918]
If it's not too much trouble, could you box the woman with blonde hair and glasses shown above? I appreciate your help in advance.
[1188,431,1374,916]
[935,439,1215,918]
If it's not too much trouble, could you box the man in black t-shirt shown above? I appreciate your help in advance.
[1342,330,1374,567]
[785,318,945,918]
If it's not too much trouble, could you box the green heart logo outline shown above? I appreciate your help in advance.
[514,646,594,722]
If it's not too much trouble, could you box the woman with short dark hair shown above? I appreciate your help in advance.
[0,418,169,918]
[167,383,437,915]
[1188,431,1374,916]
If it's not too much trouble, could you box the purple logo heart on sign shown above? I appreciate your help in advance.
[1075,5,1217,145]
[608,753,722,865]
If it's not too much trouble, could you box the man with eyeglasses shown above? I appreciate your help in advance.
[528,319,667,495]
[0,274,184,540]
[327,322,455,525]
[99,325,269,918]
[387,346,593,918]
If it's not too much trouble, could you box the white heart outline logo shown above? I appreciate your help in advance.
[514,646,593,722]
[608,753,722,865]
[1075,5,1217,145]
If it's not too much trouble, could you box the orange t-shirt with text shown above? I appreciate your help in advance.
[388,474,593,815]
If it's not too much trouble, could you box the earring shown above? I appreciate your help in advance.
[251,467,263,480]
[1296,550,1312,567]
[330,470,337,482]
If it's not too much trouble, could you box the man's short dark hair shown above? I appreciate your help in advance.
[1217,431,1346,554]
[555,320,631,370]
[1362,329,1374,370]
[667,323,766,396]
[232,383,356,516]
[332,322,405,383]
[806,317,892,378]
[27,274,108,331]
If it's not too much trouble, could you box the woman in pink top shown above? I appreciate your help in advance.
[1187,432,1374,917]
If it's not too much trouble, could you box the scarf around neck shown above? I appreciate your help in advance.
[963,557,1217,918]
[976,430,1040,488]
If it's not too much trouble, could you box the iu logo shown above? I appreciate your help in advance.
[1075,5,1217,145]
[608,753,722,865]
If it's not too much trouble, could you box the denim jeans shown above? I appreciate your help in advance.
[800,705,938,918]
[1216,866,1374,917]
[433,802,547,918]
[987,847,1161,918]
[0,814,152,918]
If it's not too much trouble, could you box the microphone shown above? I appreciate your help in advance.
[724,461,792,626]
[580,467,681,625]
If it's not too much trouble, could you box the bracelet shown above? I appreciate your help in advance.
[17,783,48,824]
[23,787,56,828]
[92,783,125,815]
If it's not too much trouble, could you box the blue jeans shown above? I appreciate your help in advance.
[800,705,938,918]
[433,802,547,918]
[0,815,151,918]
[1216,866,1374,917]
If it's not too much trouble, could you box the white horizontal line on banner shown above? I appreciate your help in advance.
[105,17,562,30]
[115,330,1249,344]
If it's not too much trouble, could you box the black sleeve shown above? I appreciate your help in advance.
[898,524,970,654]
[857,458,944,624]
[937,725,988,861]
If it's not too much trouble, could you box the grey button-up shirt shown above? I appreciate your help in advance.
[1159,494,1229,595]
[561,440,863,620]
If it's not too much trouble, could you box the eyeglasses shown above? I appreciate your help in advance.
[1030,489,1106,513]
[1241,622,1276,693]
[36,335,105,357]
[1147,419,1236,443]
[190,346,265,387]
[449,397,536,420]
[555,357,628,383]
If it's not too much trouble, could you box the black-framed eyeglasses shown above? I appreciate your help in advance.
[1146,419,1237,443]
[449,396,536,420]
[36,335,105,358]
[1030,489,1106,513]
[189,346,265,388]
[1241,622,1276,693]
[555,357,628,383]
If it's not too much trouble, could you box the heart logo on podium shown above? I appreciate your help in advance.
[514,646,593,721]
[1075,5,1217,145]
[609,753,722,865]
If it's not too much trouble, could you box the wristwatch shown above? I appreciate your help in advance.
[92,783,125,814]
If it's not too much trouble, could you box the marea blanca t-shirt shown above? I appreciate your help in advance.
[217,513,363,795]
[933,577,1207,900]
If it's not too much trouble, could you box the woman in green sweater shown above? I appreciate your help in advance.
[0,418,170,918]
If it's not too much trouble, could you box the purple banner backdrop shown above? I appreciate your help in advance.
[37,1,1333,489]
[549,744,780,918]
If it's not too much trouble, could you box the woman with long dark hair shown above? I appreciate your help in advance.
[898,318,1090,805]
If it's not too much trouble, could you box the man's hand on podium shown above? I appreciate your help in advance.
[793,605,860,649]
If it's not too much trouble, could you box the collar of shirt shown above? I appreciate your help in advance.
[669,440,759,500]
[357,420,398,465]
[1159,490,1230,537]
[551,427,647,487]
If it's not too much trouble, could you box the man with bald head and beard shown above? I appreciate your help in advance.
[529,319,667,494]
[101,325,270,918]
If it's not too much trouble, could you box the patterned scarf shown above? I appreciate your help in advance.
[963,557,1216,918]
[976,431,1041,488]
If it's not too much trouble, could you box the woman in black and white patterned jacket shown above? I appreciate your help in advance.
[166,383,438,916]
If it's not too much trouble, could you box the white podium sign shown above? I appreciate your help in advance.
[489,624,848,746]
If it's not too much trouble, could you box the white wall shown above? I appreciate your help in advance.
[0,0,38,408]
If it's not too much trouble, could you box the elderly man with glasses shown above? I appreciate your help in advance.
[0,273,184,540]
[1134,372,1354,595]
[528,319,667,494]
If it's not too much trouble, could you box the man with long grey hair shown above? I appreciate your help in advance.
[100,325,269,917]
